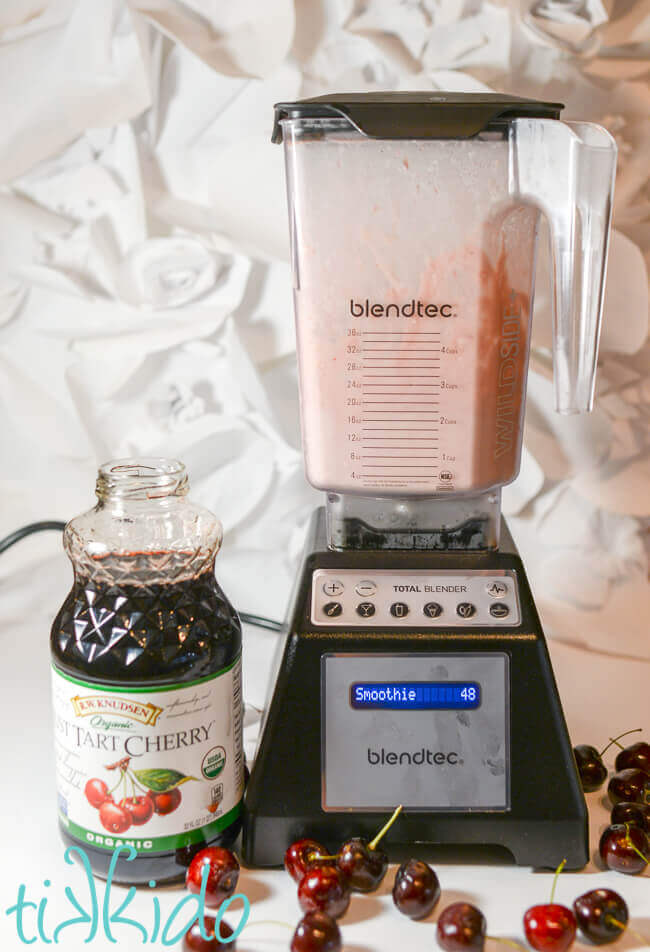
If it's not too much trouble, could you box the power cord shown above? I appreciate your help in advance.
[0,521,67,554]
[0,521,284,633]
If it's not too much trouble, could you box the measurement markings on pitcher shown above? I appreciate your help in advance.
[351,330,443,486]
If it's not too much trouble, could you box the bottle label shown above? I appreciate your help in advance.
[51,658,243,853]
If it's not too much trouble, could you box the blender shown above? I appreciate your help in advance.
[243,94,616,868]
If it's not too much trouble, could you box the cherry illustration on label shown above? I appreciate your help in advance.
[84,756,198,827]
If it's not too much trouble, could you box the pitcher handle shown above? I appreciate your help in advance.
[509,118,617,413]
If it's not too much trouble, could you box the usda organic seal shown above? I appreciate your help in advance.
[201,745,227,780]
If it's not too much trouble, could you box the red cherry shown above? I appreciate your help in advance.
[599,823,648,875]
[284,839,329,884]
[437,902,486,951]
[611,801,650,833]
[291,911,341,952]
[607,768,650,806]
[186,847,240,908]
[615,741,650,775]
[337,837,388,893]
[98,800,132,835]
[120,795,154,826]
[297,866,350,920]
[182,916,233,951]
[392,859,440,920]
[573,888,628,945]
[524,905,577,952]
[151,787,182,815]
[85,778,110,809]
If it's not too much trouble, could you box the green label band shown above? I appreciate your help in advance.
[59,802,242,853]
[52,656,241,694]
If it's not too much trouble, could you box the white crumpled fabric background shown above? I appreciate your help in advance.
[0,0,648,687]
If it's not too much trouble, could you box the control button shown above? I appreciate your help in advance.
[489,602,510,619]
[456,602,477,619]
[322,601,343,617]
[356,602,376,618]
[390,602,410,619]
[356,579,377,597]
[486,581,508,598]
[323,579,344,597]
[423,602,443,618]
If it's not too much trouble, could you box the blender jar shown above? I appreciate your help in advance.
[273,94,616,548]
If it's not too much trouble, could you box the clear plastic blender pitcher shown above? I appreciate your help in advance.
[272,94,616,549]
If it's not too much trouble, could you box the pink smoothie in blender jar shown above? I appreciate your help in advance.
[275,94,616,547]
[287,133,537,496]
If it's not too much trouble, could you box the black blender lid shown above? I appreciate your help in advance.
[272,92,563,142]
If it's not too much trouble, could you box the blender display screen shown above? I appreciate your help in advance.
[350,681,480,710]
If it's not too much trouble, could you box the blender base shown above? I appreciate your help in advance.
[242,508,588,870]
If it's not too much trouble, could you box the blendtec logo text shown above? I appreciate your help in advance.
[368,748,460,766]
[350,299,455,318]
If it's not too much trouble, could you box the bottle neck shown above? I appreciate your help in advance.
[96,458,189,504]
[63,457,222,585]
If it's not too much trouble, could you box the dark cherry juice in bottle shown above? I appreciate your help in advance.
[50,459,243,884]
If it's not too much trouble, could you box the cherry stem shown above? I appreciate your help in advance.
[549,858,567,905]
[486,936,527,952]
[369,804,403,852]
[599,728,642,757]
[308,854,339,862]
[107,774,124,798]
[625,824,649,865]
[609,918,648,943]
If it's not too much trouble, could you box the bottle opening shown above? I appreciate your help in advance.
[96,458,189,501]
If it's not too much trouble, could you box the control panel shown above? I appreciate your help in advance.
[311,569,520,627]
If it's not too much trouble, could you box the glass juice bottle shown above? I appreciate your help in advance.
[50,459,243,884]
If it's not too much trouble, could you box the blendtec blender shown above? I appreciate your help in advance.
[243,95,616,868]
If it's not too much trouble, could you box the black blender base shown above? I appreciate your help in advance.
[243,510,588,870]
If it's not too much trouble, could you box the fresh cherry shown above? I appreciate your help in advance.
[573,745,607,792]
[611,801,649,832]
[599,823,648,874]
[182,916,233,951]
[607,768,650,806]
[98,800,132,834]
[392,859,440,920]
[337,838,387,893]
[119,795,154,826]
[336,804,402,893]
[284,839,329,884]
[151,787,182,815]
[436,902,486,950]
[523,905,576,952]
[186,847,240,908]
[291,911,341,952]
[297,866,350,920]
[615,741,650,775]
[85,778,111,809]
[573,888,628,945]
[523,858,576,952]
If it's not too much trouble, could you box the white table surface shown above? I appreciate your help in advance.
[1,548,648,952]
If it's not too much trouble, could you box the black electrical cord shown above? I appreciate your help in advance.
[0,520,67,554]
[238,612,283,632]
[0,521,284,632]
